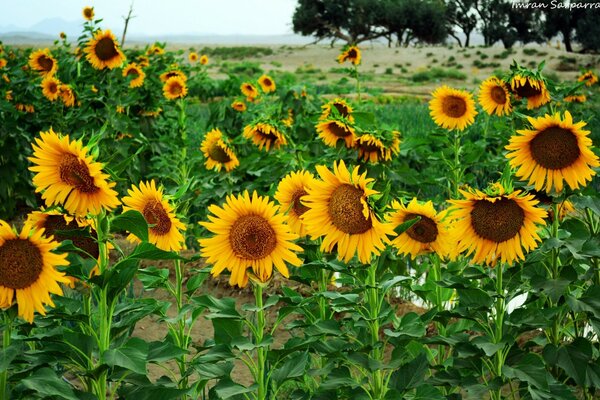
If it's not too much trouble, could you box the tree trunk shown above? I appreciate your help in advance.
[449,32,463,47]
[563,31,573,52]
[464,30,471,47]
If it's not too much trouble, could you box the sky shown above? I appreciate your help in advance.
[0,0,299,36]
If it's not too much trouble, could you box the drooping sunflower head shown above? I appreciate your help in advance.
[58,84,76,107]
[243,121,287,151]
[159,69,187,82]
[320,98,354,121]
[281,108,294,127]
[564,94,586,103]
[505,111,599,193]
[231,100,247,112]
[28,129,120,216]
[148,44,165,56]
[188,52,199,62]
[84,30,126,70]
[122,62,145,88]
[200,128,240,172]
[41,76,61,102]
[337,45,361,65]
[82,6,95,20]
[387,198,452,259]
[258,75,276,93]
[122,180,186,252]
[274,170,317,237]
[449,184,547,266]
[302,160,395,263]
[162,76,188,100]
[429,85,477,131]
[0,220,70,323]
[525,189,576,222]
[316,119,356,148]
[478,76,512,116]
[241,82,259,100]
[578,70,598,87]
[137,55,150,68]
[199,191,302,288]
[355,130,401,164]
[28,49,58,77]
[509,74,551,109]
[200,55,209,65]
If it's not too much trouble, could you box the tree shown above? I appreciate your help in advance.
[445,0,478,47]
[575,6,600,52]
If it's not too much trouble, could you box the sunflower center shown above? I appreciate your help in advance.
[95,37,118,61]
[490,86,507,104]
[43,215,99,259]
[126,68,139,77]
[348,49,357,59]
[291,189,309,216]
[529,127,580,170]
[169,82,183,96]
[38,55,54,72]
[208,143,231,163]
[0,239,44,289]
[471,198,525,243]
[256,128,278,140]
[47,82,58,94]
[263,78,272,86]
[333,103,350,117]
[359,141,382,153]
[514,80,541,98]
[441,96,467,118]
[143,200,172,235]
[230,214,277,260]
[328,184,372,234]
[59,154,100,194]
[328,122,352,138]
[405,213,438,243]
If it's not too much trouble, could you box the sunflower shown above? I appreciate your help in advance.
[200,55,209,65]
[526,189,575,222]
[0,58,7,69]
[274,171,317,237]
[355,131,401,163]
[281,109,294,127]
[159,70,187,82]
[387,198,451,259]
[200,128,240,172]
[258,75,276,93]
[478,77,512,116]
[163,76,188,100]
[148,44,165,56]
[122,62,145,88]
[137,55,150,68]
[241,82,259,100]
[316,119,356,148]
[188,52,199,62]
[41,76,60,102]
[505,111,599,193]
[243,122,287,151]
[231,100,247,112]
[82,6,94,20]
[319,98,354,121]
[578,70,598,87]
[58,84,76,107]
[28,129,120,216]
[199,191,302,288]
[84,30,125,70]
[0,220,70,323]
[337,45,361,65]
[302,160,395,263]
[28,49,58,77]
[429,85,477,131]
[449,185,547,266]
[564,94,586,103]
[509,74,551,110]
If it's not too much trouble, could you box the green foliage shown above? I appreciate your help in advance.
[411,68,467,82]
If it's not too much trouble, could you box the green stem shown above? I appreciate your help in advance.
[173,259,189,393]
[318,268,329,322]
[430,255,448,366]
[254,284,267,400]
[451,131,462,199]
[366,261,384,400]
[94,213,111,399]
[491,265,506,400]
[0,314,12,399]
[549,202,561,346]
[354,64,362,103]
[177,99,187,160]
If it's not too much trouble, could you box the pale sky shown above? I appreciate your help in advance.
[0,0,299,36]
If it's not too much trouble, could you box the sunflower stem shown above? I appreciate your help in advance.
[490,264,507,400]
[451,131,463,199]
[173,258,189,394]
[366,260,385,399]
[177,99,187,161]
[0,313,12,399]
[254,283,267,400]
[353,63,362,103]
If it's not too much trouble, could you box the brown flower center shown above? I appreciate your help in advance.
[263,78,272,87]
[405,213,438,243]
[490,86,507,104]
[84,8,93,18]
[327,122,352,138]
[441,95,467,118]
[513,80,541,98]
[348,49,358,59]
[47,81,58,94]
[94,37,118,61]
[208,143,231,163]
[143,199,172,236]
[0,239,43,289]
[229,214,277,260]
[359,140,383,154]
[169,82,183,96]
[126,68,139,77]
[291,189,309,217]
[471,198,525,243]
[37,55,54,72]
[59,154,100,194]
[256,127,278,141]
[529,127,580,170]
[43,215,99,259]
[333,103,350,117]
[328,184,372,234]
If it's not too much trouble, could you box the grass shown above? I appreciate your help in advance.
[199,46,274,59]
[411,68,467,82]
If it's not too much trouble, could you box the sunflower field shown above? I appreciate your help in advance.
[1,6,600,400]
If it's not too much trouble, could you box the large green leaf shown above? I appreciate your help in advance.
[102,337,148,375]
[111,210,148,242]
[18,368,79,400]
[271,352,310,384]
[389,353,429,392]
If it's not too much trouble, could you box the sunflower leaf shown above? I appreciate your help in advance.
[394,216,421,236]
[111,210,149,242]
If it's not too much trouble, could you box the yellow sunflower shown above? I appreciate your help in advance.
[28,49,58,77]
[316,119,356,148]
[258,75,276,93]
[200,128,240,172]
[337,45,361,65]
[199,191,302,288]
[506,111,599,193]
[122,62,145,88]
[241,82,259,100]
[243,122,287,151]
[84,30,126,70]
[82,6,94,20]
[449,185,547,266]
[28,129,120,216]
[0,58,7,69]
[41,76,60,102]
[0,220,70,323]
[429,85,477,131]
[274,170,317,237]
[58,84,76,107]
[387,198,452,259]
[355,131,401,163]
[302,160,395,263]
[564,94,586,103]
[200,55,209,65]
[319,98,354,121]
[282,109,294,127]
[162,76,188,100]
[478,77,512,116]
[578,70,598,87]
[188,52,199,62]
[122,180,186,252]
[148,44,165,55]
[231,100,247,112]
[137,55,150,68]
[526,190,575,222]
[159,69,187,82]
[509,74,551,110]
